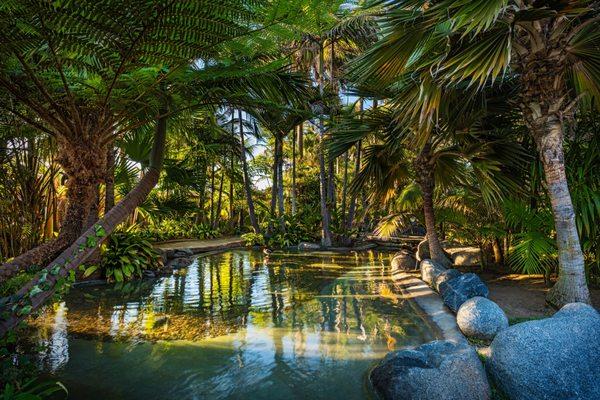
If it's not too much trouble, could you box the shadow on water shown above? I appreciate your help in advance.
[31,250,435,400]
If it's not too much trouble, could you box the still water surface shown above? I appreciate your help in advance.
[32,250,434,399]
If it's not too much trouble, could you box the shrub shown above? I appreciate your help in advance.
[241,232,265,246]
[83,231,162,283]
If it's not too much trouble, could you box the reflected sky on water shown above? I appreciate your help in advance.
[32,250,435,400]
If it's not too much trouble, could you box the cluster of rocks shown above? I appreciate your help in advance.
[370,302,600,400]
[413,240,507,341]
[374,240,600,400]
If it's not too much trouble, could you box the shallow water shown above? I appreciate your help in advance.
[32,250,435,400]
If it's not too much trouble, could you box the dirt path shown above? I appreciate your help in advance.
[481,272,600,319]
[153,237,244,253]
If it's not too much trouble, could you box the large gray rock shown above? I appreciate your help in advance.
[434,269,461,292]
[391,249,417,272]
[370,340,490,400]
[457,297,508,341]
[439,273,489,313]
[488,303,600,400]
[420,259,446,286]
[446,247,482,267]
[416,239,430,262]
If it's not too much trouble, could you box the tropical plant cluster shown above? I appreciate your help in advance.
[0,4,599,396]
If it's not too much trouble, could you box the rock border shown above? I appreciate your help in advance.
[392,270,468,345]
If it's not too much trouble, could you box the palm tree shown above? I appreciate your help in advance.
[0,0,302,279]
[349,0,599,306]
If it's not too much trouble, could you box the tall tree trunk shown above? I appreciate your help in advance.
[414,144,451,266]
[535,118,590,306]
[340,151,350,245]
[291,126,297,216]
[346,140,361,231]
[195,160,208,224]
[297,123,303,159]
[0,110,168,336]
[317,45,332,246]
[346,98,364,231]
[492,238,504,265]
[0,138,106,282]
[518,47,591,307]
[213,168,225,230]
[209,164,215,227]
[238,109,260,234]
[277,133,285,232]
[268,134,279,234]
[85,184,100,229]
[104,147,115,214]
[229,154,235,228]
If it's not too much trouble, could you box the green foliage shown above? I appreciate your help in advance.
[133,220,219,242]
[241,232,265,246]
[0,380,67,400]
[96,232,162,283]
[0,274,34,298]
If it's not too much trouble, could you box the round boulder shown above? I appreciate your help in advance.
[391,249,417,272]
[416,239,430,262]
[488,302,600,400]
[457,297,508,341]
[370,340,491,400]
[434,269,461,292]
[420,259,446,287]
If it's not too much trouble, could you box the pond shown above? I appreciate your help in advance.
[30,250,436,400]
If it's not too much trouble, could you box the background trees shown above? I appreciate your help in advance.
[346,0,600,306]
[1,0,599,337]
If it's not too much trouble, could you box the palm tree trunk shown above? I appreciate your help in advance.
[104,147,115,214]
[209,164,215,227]
[268,134,279,234]
[213,168,225,230]
[0,110,168,336]
[277,133,285,232]
[297,123,303,159]
[492,238,504,265]
[535,116,590,306]
[291,126,297,216]
[238,109,260,234]
[85,184,100,229]
[346,141,361,230]
[0,141,105,282]
[318,45,332,247]
[414,144,451,266]
[229,154,235,228]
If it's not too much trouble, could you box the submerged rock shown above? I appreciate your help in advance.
[370,340,490,400]
[420,259,446,286]
[488,303,600,400]
[391,249,417,272]
[439,273,489,313]
[298,242,320,251]
[434,269,461,292]
[456,297,508,341]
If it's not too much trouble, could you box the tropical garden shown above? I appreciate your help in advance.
[0,0,599,399]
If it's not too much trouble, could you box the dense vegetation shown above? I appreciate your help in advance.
[0,0,599,395]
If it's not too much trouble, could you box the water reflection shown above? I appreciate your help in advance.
[31,250,435,400]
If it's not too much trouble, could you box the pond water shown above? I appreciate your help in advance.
[31,250,435,400]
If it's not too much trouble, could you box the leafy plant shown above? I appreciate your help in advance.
[241,232,265,246]
[85,232,162,283]
[1,380,67,400]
